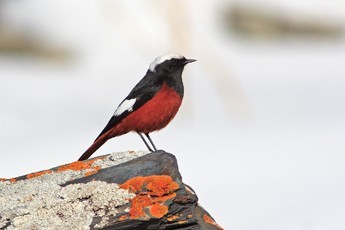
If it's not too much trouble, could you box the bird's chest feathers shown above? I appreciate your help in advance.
[139,83,182,118]
[117,83,182,133]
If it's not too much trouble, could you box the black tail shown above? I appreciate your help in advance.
[78,134,109,161]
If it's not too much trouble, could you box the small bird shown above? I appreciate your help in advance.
[78,53,196,161]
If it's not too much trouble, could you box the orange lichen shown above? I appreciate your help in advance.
[57,159,98,172]
[146,176,179,197]
[120,175,179,219]
[127,193,175,219]
[120,176,146,192]
[0,178,6,181]
[128,195,151,218]
[203,214,214,224]
[118,215,129,221]
[167,215,179,221]
[56,159,102,179]
[121,175,179,196]
[150,204,168,218]
[26,170,53,179]
[204,214,224,230]
[178,220,187,224]
[9,178,16,183]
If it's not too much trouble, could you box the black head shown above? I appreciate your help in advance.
[148,53,196,77]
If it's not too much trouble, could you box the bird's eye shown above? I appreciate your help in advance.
[171,59,178,65]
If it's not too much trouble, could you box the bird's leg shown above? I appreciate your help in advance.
[137,132,154,152]
[145,133,157,151]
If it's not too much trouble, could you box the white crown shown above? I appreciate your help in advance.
[149,53,184,72]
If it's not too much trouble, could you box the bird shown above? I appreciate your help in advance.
[78,53,196,161]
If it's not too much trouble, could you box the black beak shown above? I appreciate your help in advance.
[185,59,197,65]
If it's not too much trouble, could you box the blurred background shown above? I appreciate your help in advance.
[1,0,345,229]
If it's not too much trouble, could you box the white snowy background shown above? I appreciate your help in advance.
[1,1,345,229]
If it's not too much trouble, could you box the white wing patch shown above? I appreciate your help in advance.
[149,53,183,72]
[113,98,136,116]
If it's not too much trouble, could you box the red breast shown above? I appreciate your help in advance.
[111,83,182,136]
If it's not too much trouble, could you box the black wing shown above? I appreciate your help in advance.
[94,72,162,140]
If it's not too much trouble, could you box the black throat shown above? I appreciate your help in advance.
[156,70,184,98]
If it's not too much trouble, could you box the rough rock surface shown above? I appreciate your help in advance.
[0,150,222,230]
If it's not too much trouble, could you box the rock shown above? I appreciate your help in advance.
[0,150,223,230]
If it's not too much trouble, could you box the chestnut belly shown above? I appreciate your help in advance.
[112,83,182,135]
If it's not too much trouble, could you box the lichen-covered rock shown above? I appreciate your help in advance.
[0,151,222,230]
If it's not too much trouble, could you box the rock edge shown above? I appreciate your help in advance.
[0,150,223,230]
